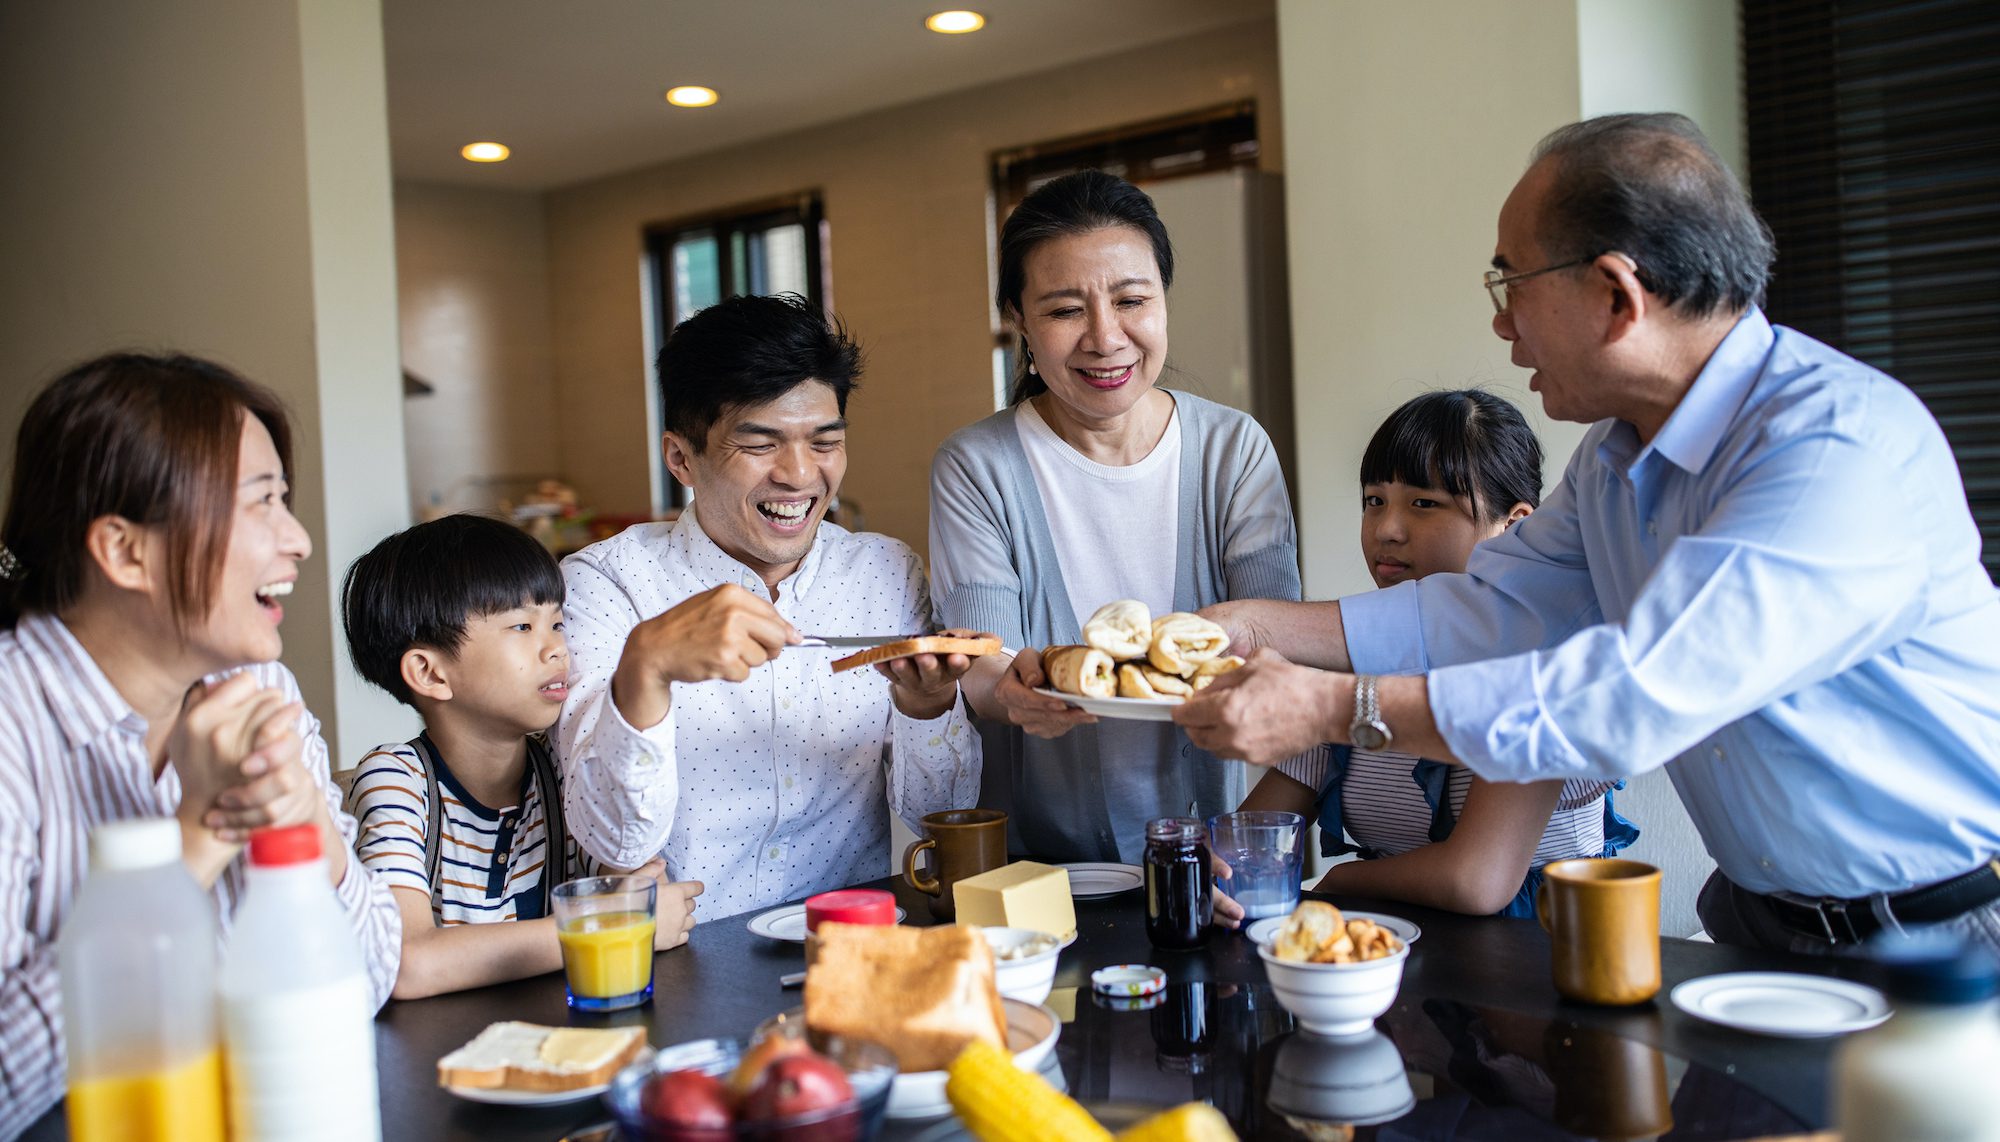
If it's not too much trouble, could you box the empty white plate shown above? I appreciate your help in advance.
[1059,862,1144,898]
[1670,971,1891,1037]
[1245,910,1422,948]
[1033,688,1181,722]
[746,902,907,942]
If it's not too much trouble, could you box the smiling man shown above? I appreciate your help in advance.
[1179,114,2000,957]
[555,293,983,919]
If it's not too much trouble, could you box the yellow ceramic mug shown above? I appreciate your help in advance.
[1537,858,1662,1005]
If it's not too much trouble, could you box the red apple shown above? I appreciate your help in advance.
[728,1032,809,1100]
[641,1068,734,1135]
[741,1052,857,1140]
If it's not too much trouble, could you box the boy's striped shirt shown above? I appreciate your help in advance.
[346,741,587,925]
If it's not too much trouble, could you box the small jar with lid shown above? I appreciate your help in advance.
[1144,817,1213,949]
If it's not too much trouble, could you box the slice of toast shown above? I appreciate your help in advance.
[436,1021,646,1092]
[804,923,1008,1072]
[831,634,1003,673]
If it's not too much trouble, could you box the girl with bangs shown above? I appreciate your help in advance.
[1219,390,1637,923]
[0,353,400,1133]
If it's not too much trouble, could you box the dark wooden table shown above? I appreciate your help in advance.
[28,876,1860,1140]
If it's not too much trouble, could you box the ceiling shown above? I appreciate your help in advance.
[384,0,1274,191]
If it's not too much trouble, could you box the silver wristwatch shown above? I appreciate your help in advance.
[1350,674,1393,751]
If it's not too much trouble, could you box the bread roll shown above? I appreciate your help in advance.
[1081,599,1152,659]
[1192,655,1245,690]
[1043,645,1115,698]
[1117,664,1194,700]
[1147,613,1231,675]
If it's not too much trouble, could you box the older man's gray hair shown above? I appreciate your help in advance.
[1530,113,1775,318]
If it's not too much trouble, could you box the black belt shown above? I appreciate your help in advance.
[1763,858,2000,946]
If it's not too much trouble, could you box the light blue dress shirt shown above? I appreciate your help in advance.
[1341,309,2000,898]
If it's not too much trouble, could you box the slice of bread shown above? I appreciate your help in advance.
[830,634,1003,673]
[436,1021,646,1092]
[805,922,1007,1072]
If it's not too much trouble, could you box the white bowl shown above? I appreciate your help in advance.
[1258,942,1409,1037]
[979,926,1061,1004]
[886,997,1061,1119]
[1267,1028,1415,1126]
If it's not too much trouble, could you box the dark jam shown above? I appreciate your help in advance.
[1144,817,1213,949]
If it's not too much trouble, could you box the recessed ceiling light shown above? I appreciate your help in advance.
[925,10,985,34]
[665,85,719,108]
[460,142,510,162]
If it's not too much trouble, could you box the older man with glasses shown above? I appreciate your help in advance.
[1177,112,2000,958]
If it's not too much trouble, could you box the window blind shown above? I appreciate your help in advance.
[1744,0,2000,580]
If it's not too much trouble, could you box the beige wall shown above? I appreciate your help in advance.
[395,182,562,517]
[0,0,413,762]
[1276,0,1741,935]
[546,19,1283,556]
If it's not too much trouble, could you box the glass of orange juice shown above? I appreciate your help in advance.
[552,875,657,1010]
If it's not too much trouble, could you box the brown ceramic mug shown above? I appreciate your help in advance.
[1537,858,1662,1005]
[902,808,1007,920]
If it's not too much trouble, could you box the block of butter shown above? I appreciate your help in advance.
[952,861,1076,941]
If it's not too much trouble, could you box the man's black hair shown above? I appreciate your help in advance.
[1360,390,1544,521]
[1529,112,1775,317]
[656,292,862,451]
[341,513,565,706]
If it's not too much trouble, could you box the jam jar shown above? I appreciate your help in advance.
[1144,816,1214,949]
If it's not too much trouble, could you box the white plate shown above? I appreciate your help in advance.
[1246,910,1423,948]
[1059,862,1144,898]
[1670,971,1891,1038]
[443,1081,608,1106]
[886,998,1062,1119]
[746,902,907,942]
[1033,687,1182,722]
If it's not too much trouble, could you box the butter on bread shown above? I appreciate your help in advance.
[805,922,1008,1073]
[436,1021,645,1092]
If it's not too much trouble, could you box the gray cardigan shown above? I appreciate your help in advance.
[928,390,1303,861]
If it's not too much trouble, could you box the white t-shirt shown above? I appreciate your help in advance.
[1015,396,1184,861]
[1015,397,1182,628]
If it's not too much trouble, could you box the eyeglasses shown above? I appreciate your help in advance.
[1483,258,1592,315]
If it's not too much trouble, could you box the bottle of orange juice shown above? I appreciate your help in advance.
[58,818,226,1142]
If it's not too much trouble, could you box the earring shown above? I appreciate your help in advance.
[1024,350,1038,377]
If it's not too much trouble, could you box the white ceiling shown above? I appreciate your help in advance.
[384,0,1274,191]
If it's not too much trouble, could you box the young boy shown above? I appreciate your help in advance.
[342,513,703,998]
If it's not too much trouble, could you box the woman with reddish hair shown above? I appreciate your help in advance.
[0,353,400,1134]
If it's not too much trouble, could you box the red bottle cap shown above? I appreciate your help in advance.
[249,824,322,867]
[805,889,897,932]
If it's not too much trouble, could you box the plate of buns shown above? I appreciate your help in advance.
[437,1021,647,1105]
[1034,601,1242,721]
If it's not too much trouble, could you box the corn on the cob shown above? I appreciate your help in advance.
[1113,1102,1240,1142]
[946,1040,1114,1142]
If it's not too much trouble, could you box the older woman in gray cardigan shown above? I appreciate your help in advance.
[928,171,1301,863]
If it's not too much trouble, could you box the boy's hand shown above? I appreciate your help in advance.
[612,584,796,729]
[873,629,994,720]
[649,865,704,951]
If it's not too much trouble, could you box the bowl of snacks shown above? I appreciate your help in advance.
[1258,902,1410,1037]
[604,1031,896,1141]
[979,927,1062,1004]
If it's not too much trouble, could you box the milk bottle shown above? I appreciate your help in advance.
[219,824,381,1141]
